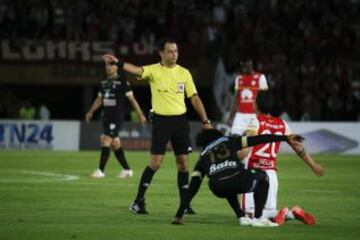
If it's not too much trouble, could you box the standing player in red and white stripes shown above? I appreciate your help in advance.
[239,91,326,225]
[228,58,268,136]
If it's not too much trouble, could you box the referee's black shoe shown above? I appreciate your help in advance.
[184,206,196,215]
[129,199,148,214]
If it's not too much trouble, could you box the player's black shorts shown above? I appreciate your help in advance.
[102,121,122,138]
[151,113,191,155]
[208,169,266,198]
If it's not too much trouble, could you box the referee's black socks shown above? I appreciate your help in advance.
[135,166,155,201]
[99,146,110,172]
[178,171,189,202]
[114,148,130,170]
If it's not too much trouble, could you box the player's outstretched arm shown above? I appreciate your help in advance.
[102,54,143,77]
[287,138,326,177]
[85,96,102,123]
[241,134,304,149]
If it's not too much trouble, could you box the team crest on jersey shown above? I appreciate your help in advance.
[251,80,256,85]
[177,82,185,93]
[104,89,110,98]
[109,123,116,130]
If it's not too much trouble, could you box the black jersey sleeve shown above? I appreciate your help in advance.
[231,134,289,151]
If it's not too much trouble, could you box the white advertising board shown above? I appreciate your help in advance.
[215,122,360,154]
[280,122,360,154]
[0,120,80,151]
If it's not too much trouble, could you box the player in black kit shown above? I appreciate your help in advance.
[86,61,146,178]
[171,129,304,227]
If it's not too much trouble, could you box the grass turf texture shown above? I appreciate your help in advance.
[0,151,359,240]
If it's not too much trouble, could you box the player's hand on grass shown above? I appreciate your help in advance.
[287,134,305,143]
[171,217,183,225]
[311,163,326,177]
[85,112,93,123]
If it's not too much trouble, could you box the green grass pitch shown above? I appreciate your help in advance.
[1,150,360,240]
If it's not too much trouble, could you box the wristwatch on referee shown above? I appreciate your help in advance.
[202,119,211,125]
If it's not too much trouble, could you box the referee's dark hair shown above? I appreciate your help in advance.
[196,129,224,149]
[157,37,177,51]
[255,90,275,115]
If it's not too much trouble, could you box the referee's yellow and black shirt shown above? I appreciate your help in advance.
[140,63,197,116]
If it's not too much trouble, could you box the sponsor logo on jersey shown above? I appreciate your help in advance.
[209,160,237,175]
[240,88,254,101]
[103,99,116,106]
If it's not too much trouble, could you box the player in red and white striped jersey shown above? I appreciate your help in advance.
[229,58,268,136]
[240,91,326,225]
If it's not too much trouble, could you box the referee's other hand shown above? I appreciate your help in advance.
[139,115,147,125]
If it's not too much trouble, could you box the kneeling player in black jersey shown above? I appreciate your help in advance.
[171,129,304,227]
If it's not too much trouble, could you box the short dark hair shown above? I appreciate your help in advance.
[239,56,253,64]
[255,90,275,114]
[196,129,224,148]
[157,37,177,51]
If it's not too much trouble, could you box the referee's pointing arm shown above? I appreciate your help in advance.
[103,54,143,77]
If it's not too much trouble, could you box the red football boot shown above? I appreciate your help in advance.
[274,207,289,225]
[291,205,316,225]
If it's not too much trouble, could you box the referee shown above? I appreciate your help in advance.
[103,38,212,214]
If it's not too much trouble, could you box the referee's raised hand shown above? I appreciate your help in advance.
[102,54,118,64]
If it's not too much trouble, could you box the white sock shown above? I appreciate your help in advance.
[262,209,278,219]
[286,211,295,220]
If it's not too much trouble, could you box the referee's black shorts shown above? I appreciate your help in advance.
[151,113,191,155]
[208,169,266,198]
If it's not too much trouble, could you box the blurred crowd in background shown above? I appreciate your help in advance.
[0,0,359,121]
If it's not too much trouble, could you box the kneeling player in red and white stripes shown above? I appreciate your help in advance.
[239,91,326,225]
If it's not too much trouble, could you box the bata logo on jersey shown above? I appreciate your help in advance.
[209,160,237,174]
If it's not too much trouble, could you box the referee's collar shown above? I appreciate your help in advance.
[159,62,177,68]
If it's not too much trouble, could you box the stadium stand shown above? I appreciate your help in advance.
[0,0,359,120]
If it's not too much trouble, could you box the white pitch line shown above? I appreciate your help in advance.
[19,170,79,181]
[0,170,79,183]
